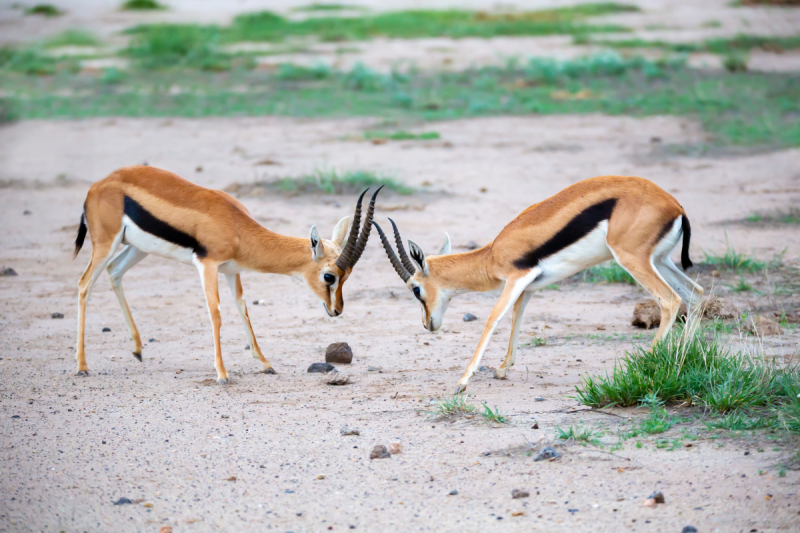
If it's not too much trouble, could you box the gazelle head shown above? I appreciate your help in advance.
[306,187,382,318]
[374,218,453,331]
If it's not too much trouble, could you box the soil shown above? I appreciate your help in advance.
[1,114,799,532]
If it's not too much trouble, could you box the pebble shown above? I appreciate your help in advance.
[533,447,560,462]
[326,342,353,364]
[51,312,64,319]
[149,338,157,342]
[682,527,698,533]
[534,397,546,402]
[113,497,133,505]
[1,267,18,276]
[465,240,479,250]
[449,490,458,496]
[102,327,111,332]
[323,371,351,385]
[463,313,478,322]
[11,415,20,419]
[649,491,665,504]
[317,474,325,480]
[370,445,391,459]
[340,426,360,436]
[388,443,403,455]
[159,527,173,533]
[367,366,382,372]
[308,362,336,373]
[511,489,530,499]
[642,498,657,507]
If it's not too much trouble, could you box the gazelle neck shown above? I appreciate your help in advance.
[236,221,313,276]
[427,245,499,293]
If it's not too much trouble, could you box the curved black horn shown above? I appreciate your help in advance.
[350,185,383,266]
[374,221,412,282]
[388,218,416,274]
[335,188,368,271]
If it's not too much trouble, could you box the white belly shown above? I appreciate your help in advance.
[526,221,613,290]
[122,215,195,265]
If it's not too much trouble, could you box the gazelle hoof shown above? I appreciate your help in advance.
[76,370,89,377]
[493,369,507,380]
[132,352,142,362]
[260,367,277,375]
[454,383,467,395]
[217,378,229,385]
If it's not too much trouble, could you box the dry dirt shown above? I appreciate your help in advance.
[1,114,799,532]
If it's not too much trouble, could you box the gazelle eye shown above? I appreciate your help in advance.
[413,287,421,300]
[324,273,336,284]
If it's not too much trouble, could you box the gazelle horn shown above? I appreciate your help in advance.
[388,217,416,274]
[350,185,383,266]
[335,188,367,271]
[374,221,412,282]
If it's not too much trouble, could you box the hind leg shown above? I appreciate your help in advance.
[107,245,148,360]
[225,273,275,374]
[76,238,122,375]
[495,291,533,380]
[609,247,683,345]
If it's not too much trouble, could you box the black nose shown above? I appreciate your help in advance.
[334,309,341,316]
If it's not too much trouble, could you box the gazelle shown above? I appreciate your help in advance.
[72,165,381,383]
[375,175,703,393]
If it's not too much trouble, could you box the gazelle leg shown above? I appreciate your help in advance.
[495,291,533,380]
[225,273,276,374]
[197,259,228,384]
[106,245,148,361]
[76,242,119,375]
[610,248,682,345]
[455,268,540,394]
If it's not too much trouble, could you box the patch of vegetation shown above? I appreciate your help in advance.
[364,130,440,141]
[276,63,331,80]
[25,4,63,16]
[703,245,766,272]
[124,24,230,70]
[745,208,800,225]
[723,54,748,73]
[588,34,800,54]
[249,169,413,196]
[580,260,637,284]
[729,277,753,292]
[576,324,800,434]
[734,0,800,7]
[122,0,165,9]
[426,393,476,420]
[226,4,638,42]
[522,335,547,347]
[44,30,99,49]
[0,47,62,76]
[557,424,601,445]
[480,403,510,424]
[292,3,364,11]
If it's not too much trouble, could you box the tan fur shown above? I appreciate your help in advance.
[74,166,357,382]
[397,176,702,393]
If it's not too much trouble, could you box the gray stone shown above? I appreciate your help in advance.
[308,362,336,373]
[682,527,698,533]
[1,267,17,276]
[323,371,351,385]
[340,426,360,436]
[113,497,133,505]
[649,491,665,504]
[448,489,458,496]
[370,445,390,459]
[326,342,353,364]
[51,312,64,319]
[533,446,560,462]
[463,313,478,322]
[511,489,529,499]
[102,327,111,332]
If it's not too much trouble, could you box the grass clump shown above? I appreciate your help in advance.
[267,169,413,195]
[745,208,800,225]
[292,3,363,11]
[576,322,800,433]
[480,403,510,424]
[122,0,166,9]
[125,24,230,70]
[703,245,766,272]
[364,130,440,141]
[276,63,331,81]
[25,4,63,16]
[581,260,637,284]
[557,424,600,445]
[44,30,99,49]
[427,393,477,420]
[0,48,60,76]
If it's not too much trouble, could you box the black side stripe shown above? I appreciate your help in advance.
[513,198,617,270]
[655,218,676,244]
[123,196,207,258]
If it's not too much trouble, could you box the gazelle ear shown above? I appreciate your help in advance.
[331,216,350,247]
[407,240,429,276]
[310,225,324,261]
[438,232,451,255]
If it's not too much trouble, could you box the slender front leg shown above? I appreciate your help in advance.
[197,259,228,384]
[225,273,276,374]
[107,245,148,360]
[494,290,533,380]
[455,269,539,394]
[75,243,116,376]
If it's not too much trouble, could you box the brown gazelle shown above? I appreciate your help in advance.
[375,176,703,393]
[72,165,381,383]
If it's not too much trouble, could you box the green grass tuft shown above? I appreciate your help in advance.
[364,130,440,141]
[125,24,230,70]
[258,169,413,196]
[122,0,165,10]
[426,394,477,420]
[480,403,510,424]
[581,260,637,284]
[557,424,600,445]
[292,3,363,11]
[703,245,766,272]
[25,4,63,16]
[44,30,99,49]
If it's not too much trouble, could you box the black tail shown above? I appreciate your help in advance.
[73,211,87,259]
[680,214,693,271]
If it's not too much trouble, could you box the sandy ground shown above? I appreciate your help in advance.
[1,115,799,532]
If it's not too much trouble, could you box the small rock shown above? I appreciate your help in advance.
[225,476,237,482]
[650,136,662,144]
[463,313,478,322]
[143,502,153,508]
[367,366,382,372]
[464,241,479,250]
[511,511,525,517]
[113,497,133,505]
[649,491,665,504]
[746,316,783,337]
[159,527,173,533]
[449,489,458,496]
[340,426,360,436]
[221,414,229,419]
[317,474,325,480]
[511,489,529,499]
[533,446,560,462]
[308,362,336,373]
[388,443,403,455]
[23,210,31,215]
[326,342,353,364]
[478,366,492,372]
[323,371,351,385]
[195,166,203,173]
[51,312,64,319]
[370,445,391,459]
[11,415,20,419]
[102,327,111,332]
[642,498,657,507]
[531,423,539,429]
[1,267,18,276]
[149,338,157,342]
[682,527,698,533]
[534,397,546,402]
